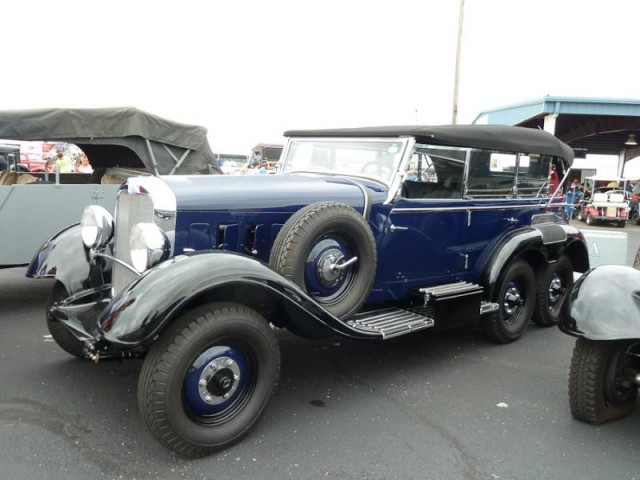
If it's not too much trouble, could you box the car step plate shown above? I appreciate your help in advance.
[347,307,434,339]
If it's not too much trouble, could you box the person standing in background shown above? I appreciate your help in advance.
[76,152,93,173]
[51,150,74,173]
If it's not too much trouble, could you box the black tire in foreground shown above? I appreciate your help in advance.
[482,259,536,344]
[532,255,574,327]
[138,302,280,458]
[569,338,638,424]
[269,202,377,319]
[46,281,86,358]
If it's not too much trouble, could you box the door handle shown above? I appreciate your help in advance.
[389,224,408,232]
[505,217,519,224]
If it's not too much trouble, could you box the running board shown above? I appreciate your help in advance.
[347,307,434,339]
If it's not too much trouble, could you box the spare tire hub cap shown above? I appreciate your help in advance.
[317,248,344,287]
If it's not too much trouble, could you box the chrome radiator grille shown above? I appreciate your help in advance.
[112,191,155,295]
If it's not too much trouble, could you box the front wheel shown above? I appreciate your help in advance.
[482,259,536,344]
[138,302,280,458]
[569,338,639,424]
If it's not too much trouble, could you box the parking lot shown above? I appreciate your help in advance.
[1,221,640,480]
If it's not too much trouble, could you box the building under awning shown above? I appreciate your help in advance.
[473,96,640,175]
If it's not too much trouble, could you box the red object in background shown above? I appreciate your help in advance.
[19,152,48,172]
[42,142,55,154]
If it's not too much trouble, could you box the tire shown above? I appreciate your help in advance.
[586,214,594,226]
[532,255,574,327]
[482,259,536,344]
[46,282,85,358]
[269,202,377,319]
[138,302,280,458]
[576,209,584,222]
[617,221,626,228]
[569,338,638,424]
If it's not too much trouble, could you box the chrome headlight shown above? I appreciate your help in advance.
[81,205,114,249]
[130,223,171,273]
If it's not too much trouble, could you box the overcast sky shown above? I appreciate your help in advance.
[4,0,640,156]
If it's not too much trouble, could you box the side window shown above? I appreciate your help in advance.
[517,154,553,197]
[401,147,464,199]
[466,150,516,198]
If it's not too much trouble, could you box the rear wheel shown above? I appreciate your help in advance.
[482,259,536,343]
[138,302,280,458]
[533,256,574,327]
[586,214,595,225]
[46,282,85,358]
[569,338,638,424]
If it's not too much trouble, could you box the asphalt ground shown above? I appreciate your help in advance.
[1,222,640,480]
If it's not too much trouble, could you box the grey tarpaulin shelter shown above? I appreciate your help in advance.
[0,107,222,268]
[0,107,222,175]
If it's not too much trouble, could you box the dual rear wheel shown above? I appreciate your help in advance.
[483,255,573,343]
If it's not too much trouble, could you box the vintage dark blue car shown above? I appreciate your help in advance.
[27,125,590,457]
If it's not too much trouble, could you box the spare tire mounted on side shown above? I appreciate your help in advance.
[269,202,377,319]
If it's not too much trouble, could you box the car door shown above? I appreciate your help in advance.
[379,147,544,292]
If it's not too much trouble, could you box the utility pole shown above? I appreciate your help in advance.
[451,0,465,125]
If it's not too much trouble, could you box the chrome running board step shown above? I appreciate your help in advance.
[347,307,434,339]
[418,281,483,300]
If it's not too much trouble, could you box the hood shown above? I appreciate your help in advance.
[161,174,388,212]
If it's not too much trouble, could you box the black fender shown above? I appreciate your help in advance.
[559,265,640,340]
[97,251,381,349]
[479,223,589,301]
[25,224,110,295]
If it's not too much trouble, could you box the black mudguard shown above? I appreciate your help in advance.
[480,223,589,301]
[25,224,108,295]
[559,265,640,340]
[97,251,381,349]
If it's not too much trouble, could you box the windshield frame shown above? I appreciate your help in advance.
[280,137,412,186]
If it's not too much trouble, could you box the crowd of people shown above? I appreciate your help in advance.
[0,147,93,174]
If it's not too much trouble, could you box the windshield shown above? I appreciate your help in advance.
[281,139,406,184]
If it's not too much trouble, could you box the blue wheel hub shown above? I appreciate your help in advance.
[304,236,355,300]
[183,345,248,417]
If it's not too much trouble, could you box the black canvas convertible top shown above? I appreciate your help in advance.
[0,107,221,174]
[284,125,574,165]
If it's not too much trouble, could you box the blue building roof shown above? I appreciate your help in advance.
[474,96,640,126]
[472,96,640,159]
